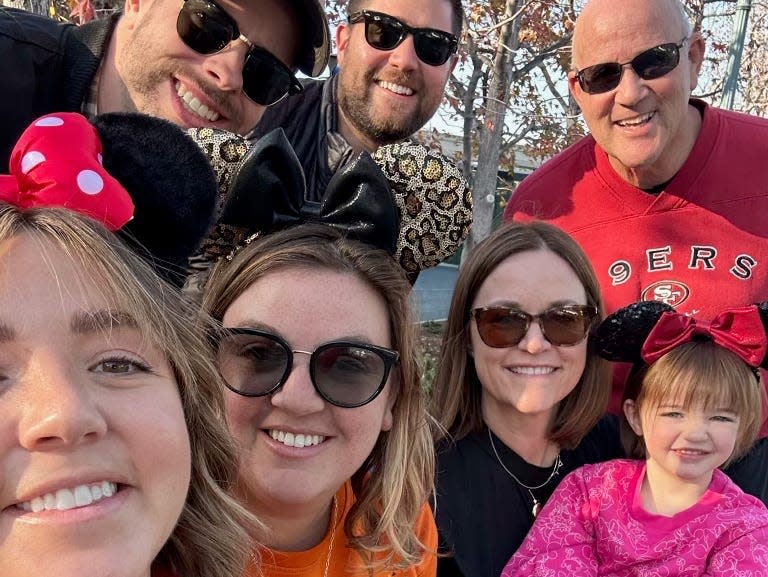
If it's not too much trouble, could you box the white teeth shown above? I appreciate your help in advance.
[378,81,413,96]
[176,82,221,122]
[510,366,556,375]
[73,485,93,507]
[15,482,117,513]
[269,429,325,448]
[56,488,76,510]
[617,112,654,127]
[101,481,115,497]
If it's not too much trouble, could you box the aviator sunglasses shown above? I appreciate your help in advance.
[176,0,303,105]
[574,38,688,94]
[472,304,598,348]
[348,10,458,67]
[215,328,400,408]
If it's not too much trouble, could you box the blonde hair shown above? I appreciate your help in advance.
[431,221,610,448]
[202,224,434,570]
[0,205,258,577]
[622,340,765,466]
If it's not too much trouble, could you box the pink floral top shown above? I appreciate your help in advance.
[502,459,768,576]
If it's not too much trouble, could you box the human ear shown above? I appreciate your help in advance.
[336,23,351,67]
[623,399,643,436]
[568,71,586,111]
[686,31,706,92]
[380,375,399,432]
[448,54,459,74]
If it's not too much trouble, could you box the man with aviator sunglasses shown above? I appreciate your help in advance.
[253,0,462,201]
[0,0,330,168]
[505,0,768,505]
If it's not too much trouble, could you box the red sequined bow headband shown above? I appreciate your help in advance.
[641,307,767,367]
[0,113,133,231]
[594,300,768,370]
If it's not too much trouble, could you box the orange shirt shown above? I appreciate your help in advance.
[245,481,437,577]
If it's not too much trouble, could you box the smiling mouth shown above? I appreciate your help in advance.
[508,366,556,375]
[268,429,326,448]
[616,111,655,127]
[175,81,220,122]
[15,481,117,513]
[377,80,414,96]
[674,449,709,456]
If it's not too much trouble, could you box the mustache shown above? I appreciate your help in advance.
[371,70,416,88]
[171,64,240,121]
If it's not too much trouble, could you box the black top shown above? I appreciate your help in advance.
[434,415,623,577]
[250,76,337,202]
[0,7,116,167]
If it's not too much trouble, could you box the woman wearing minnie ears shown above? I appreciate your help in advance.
[503,301,768,577]
[198,130,465,576]
[0,113,258,577]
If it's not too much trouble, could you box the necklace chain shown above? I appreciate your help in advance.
[322,495,339,577]
[488,428,562,516]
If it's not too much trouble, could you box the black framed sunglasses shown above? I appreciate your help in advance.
[574,38,688,94]
[471,304,598,348]
[348,10,458,67]
[215,328,399,408]
[176,0,303,105]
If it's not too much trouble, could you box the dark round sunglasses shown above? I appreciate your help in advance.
[472,304,598,348]
[215,328,399,408]
[176,0,303,106]
[574,38,688,94]
[348,10,458,67]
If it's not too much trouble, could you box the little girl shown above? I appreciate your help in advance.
[503,301,768,576]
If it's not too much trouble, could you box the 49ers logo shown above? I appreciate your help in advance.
[641,280,690,307]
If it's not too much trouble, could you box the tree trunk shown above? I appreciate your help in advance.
[470,0,521,250]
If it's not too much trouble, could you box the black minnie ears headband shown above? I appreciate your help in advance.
[0,112,217,286]
[593,300,768,370]
[186,127,473,276]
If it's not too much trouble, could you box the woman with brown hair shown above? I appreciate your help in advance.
[0,113,257,577]
[191,121,476,576]
[203,224,436,576]
[431,221,623,577]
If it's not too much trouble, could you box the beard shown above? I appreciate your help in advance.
[337,69,433,145]
[118,25,237,123]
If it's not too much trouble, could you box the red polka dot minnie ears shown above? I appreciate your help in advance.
[0,113,218,286]
[0,113,133,230]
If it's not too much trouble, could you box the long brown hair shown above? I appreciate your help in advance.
[202,224,434,570]
[0,205,257,577]
[431,221,610,449]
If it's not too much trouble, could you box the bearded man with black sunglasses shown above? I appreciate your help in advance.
[252,0,462,202]
[0,0,330,168]
[505,0,768,507]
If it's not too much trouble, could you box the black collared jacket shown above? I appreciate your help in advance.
[0,8,117,167]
